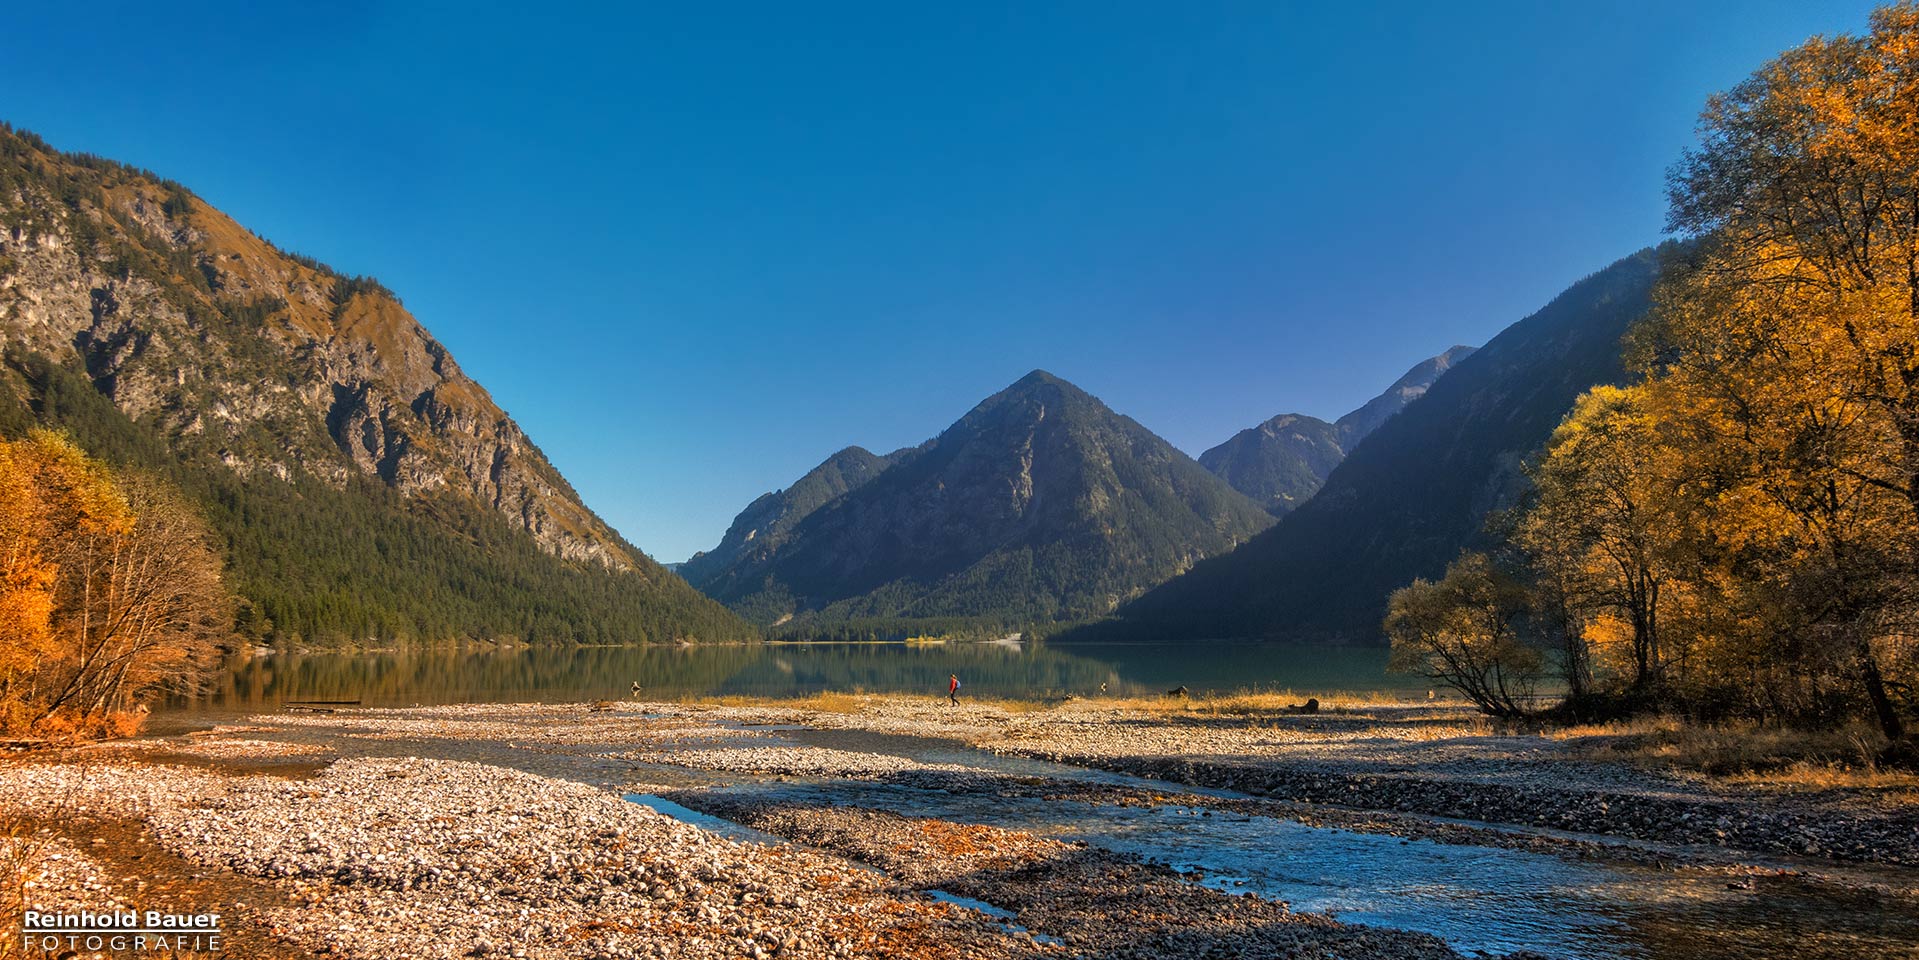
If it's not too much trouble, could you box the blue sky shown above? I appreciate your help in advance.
[0,1,1883,561]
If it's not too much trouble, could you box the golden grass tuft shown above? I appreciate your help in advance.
[681,690,875,714]
[1558,717,1919,794]
[1079,687,1445,717]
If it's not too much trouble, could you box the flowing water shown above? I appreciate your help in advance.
[629,729,1919,960]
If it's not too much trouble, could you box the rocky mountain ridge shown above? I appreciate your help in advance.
[0,124,752,643]
[1095,249,1662,641]
[691,370,1276,629]
[678,444,909,586]
[0,126,629,569]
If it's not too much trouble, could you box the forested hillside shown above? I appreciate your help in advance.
[695,371,1274,633]
[1086,250,1661,641]
[0,125,755,645]
[1199,346,1474,515]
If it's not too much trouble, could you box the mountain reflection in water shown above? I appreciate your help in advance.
[169,641,1422,711]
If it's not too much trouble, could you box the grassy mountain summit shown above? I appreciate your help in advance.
[0,123,754,645]
[696,370,1275,630]
[1198,346,1475,515]
[1089,250,1662,642]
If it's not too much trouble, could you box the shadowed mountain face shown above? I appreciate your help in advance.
[679,445,907,586]
[1198,346,1475,515]
[693,370,1275,626]
[0,125,754,644]
[1092,249,1663,642]
[1332,345,1478,446]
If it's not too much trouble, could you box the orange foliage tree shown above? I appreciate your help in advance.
[1645,3,1919,742]
[1416,7,1919,744]
[1467,5,1919,740]
[0,431,229,738]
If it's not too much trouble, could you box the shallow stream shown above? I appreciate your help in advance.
[630,727,1919,960]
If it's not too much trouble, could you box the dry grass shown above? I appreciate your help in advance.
[678,687,1472,725]
[1082,688,1449,717]
[1555,717,1919,794]
[681,690,876,714]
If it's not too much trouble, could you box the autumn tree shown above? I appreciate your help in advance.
[1517,386,1700,694]
[0,431,229,738]
[1637,2,1919,743]
[1386,552,1542,718]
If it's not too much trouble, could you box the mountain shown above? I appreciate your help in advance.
[1330,345,1477,446]
[694,370,1276,630]
[1198,346,1475,515]
[679,444,906,585]
[1083,249,1662,642]
[0,124,755,645]
[1197,414,1345,515]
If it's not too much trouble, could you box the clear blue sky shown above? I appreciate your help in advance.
[0,1,1883,561]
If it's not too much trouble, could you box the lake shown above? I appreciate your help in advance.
[169,640,1428,712]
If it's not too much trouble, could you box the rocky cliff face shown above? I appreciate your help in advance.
[1199,346,1476,514]
[697,370,1275,625]
[0,127,634,571]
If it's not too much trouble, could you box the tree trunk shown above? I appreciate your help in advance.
[1862,650,1906,742]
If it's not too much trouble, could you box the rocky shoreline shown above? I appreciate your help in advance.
[3,696,1916,959]
[3,758,1046,960]
[1003,749,1919,867]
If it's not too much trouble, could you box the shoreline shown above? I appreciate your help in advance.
[4,695,1916,959]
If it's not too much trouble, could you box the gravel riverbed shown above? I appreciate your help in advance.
[4,696,1913,959]
[1,757,1047,960]
[674,697,1919,869]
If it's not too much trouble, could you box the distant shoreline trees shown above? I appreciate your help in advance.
[1393,3,1919,758]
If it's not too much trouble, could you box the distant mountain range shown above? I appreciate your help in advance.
[0,124,754,645]
[1084,248,1663,642]
[684,370,1275,631]
[688,249,1651,643]
[1198,346,1475,514]
[0,125,1669,649]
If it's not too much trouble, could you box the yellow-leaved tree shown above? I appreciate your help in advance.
[1646,3,1919,743]
[1415,6,1919,746]
[0,431,229,738]
[1385,552,1542,718]
[1517,385,1700,695]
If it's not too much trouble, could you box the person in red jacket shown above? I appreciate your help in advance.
[948,674,961,706]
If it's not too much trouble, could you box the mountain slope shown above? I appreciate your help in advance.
[1091,249,1661,641]
[1199,346,1474,515]
[1197,414,1345,515]
[700,371,1276,627]
[679,445,905,586]
[0,124,754,644]
[1331,345,1477,446]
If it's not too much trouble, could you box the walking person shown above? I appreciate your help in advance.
[948,673,961,706]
